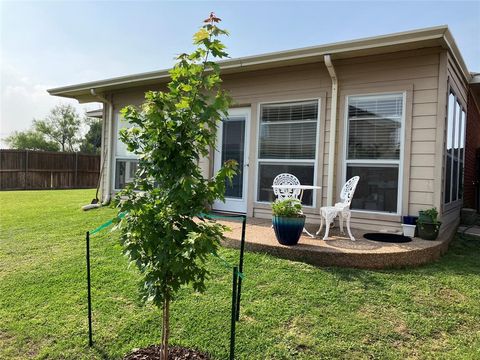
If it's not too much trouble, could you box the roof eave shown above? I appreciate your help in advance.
[48,25,472,103]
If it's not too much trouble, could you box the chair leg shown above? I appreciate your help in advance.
[345,211,355,241]
[339,215,344,234]
[316,213,324,237]
[323,219,331,240]
[322,211,336,240]
[303,227,315,238]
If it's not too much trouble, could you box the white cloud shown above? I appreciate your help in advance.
[0,61,101,147]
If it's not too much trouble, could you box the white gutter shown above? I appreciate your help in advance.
[324,55,338,206]
[48,26,453,101]
[90,89,113,205]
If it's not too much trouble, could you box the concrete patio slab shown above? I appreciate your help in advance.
[458,225,480,238]
[218,217,457,269]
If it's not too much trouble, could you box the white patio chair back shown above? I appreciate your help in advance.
[317,176,360,241]
[273,173,301,200]
[336,176,360,210]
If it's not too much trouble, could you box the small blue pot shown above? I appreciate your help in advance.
[402,216,418,225]
[272,215,306,246]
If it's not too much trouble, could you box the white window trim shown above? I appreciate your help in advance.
[113,112,139,191]
[255,98,321,208]
[342,91,406,216]
[113,158,139,191]
[212,107,251,213]
[444,89,467,206]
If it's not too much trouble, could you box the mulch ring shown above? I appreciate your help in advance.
[124,345,210,360]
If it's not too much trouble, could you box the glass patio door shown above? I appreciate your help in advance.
[213,108,250,213]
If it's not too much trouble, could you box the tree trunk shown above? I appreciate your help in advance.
[161,296,170,360]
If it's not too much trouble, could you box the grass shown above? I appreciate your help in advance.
[0,189,479,359]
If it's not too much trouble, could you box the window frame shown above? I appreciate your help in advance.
[113,112,139,191]
[343,91,406,215]
[443,88,467,207]
[255,98,321,208]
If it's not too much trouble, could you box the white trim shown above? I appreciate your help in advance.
[213,107,251,213]
[112,111,139,191]
[342,91,406,215]
[262,100,320,108]
[345,159,400,165]
[443,86,467,206]
[260,119,318,125]
[255,98,321,208]
[255,158,316,164]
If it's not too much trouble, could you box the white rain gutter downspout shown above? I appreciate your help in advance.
[324,54,338,206]
[90,89,113,205]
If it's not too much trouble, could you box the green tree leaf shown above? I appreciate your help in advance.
[113,14,234,358]
[5,130,59,151]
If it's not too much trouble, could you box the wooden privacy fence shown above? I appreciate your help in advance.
[0,150,100,190]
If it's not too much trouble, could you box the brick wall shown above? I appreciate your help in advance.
[464,91,480,210]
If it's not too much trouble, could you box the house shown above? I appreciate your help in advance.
[48,26,480,233]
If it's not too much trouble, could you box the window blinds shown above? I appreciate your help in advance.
[347,94,403,160]
[259,101,318,159]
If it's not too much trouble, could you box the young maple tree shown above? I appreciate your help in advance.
[114,13,236,359]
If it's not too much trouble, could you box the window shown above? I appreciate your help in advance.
[114,114,138,189]
[345,93,404,213]
[115,159,139,189]
[257,100,319,205]
[444,91,466,204]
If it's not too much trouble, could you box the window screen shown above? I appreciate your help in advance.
[444,91,466,204]
[347,95,402,160]
[345,93,403,213]
[257,100,319,205]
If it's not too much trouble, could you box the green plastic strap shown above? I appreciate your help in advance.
[90,211,241,235]
[211,252,245,279]
[198,212,245,221]
[89,212,244,279]
[90,211,126,235]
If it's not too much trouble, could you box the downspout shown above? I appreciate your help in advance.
[324,54,338,206]
[90,89,113,205]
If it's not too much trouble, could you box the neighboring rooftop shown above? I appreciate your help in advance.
[48,25,473,103]
[85,108,103,118]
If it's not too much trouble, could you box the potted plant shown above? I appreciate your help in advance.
[417,207,442,240]
[272,198,305,245]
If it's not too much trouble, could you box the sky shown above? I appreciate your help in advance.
[1,0,479,145]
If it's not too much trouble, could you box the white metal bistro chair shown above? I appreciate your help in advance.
[272,173,301,201]
[317,176,360,241]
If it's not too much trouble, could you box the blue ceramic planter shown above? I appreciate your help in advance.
[272,215,305,246]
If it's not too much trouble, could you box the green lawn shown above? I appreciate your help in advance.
[1,190,479,359]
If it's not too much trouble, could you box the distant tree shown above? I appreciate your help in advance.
[33,104,81,152]
[6,130,60,151]
[79,118,102,154]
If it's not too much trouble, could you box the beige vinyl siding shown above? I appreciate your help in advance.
[245,48,443,231]
[104,47,449,232]
[222,64,331,216]
[440,52,469,225]
[334,48,442,229]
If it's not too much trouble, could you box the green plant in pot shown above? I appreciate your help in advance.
[417,207,442,240]
[272,198,305,245]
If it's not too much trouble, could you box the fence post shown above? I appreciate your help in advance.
[230,266,238,360]
[74,152,78,188]
[25,150,28,190]
[86,231,93,346]
[235,215,246,321]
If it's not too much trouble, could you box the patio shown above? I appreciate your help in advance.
[219,217,457,269]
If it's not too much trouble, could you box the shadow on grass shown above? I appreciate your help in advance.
[322,235,480,287]
[91,343,113,360]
